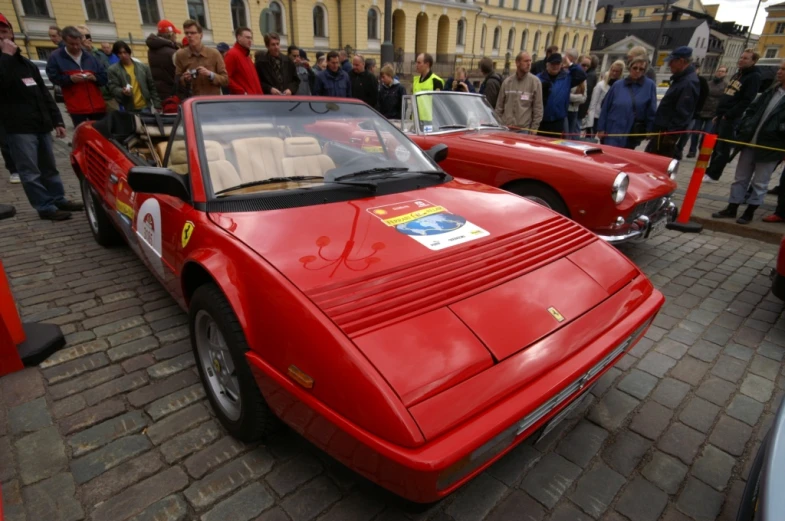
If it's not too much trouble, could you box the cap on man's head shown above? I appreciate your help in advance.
[217,42,230,53]
[0,12,13,31]
[157,19,181,34]
[299,49,308,61]
[665,46,692,62]
[546,53,563,64]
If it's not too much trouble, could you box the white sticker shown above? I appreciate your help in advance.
[22,78,37,87]
[394,146,411,163]
[135,198,165,277]
[520,92,531,101]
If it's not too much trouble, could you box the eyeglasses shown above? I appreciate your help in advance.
[630,67,646,72]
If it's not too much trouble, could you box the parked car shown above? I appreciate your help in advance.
[31,59,63,102]
[388,92,679,244]
[70,97,663,503]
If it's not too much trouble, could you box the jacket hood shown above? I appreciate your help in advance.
[146,34,177,51]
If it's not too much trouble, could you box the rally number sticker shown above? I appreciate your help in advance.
[136,198,165,277]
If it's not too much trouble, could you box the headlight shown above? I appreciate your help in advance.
[667,159,679,180]
[612,173,629,205]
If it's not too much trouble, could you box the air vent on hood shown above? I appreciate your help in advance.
[307,216,597,337]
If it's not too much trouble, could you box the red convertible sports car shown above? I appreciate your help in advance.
[395,91,679,244]
[71,97,663,503]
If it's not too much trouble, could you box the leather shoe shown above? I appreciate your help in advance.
[763,214,785,223]
[57,201,84,212]
[39,210,72,221]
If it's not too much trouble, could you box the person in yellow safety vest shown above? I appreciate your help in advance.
[412,53,444,130]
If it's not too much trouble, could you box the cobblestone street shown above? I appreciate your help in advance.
[1,134,785,521]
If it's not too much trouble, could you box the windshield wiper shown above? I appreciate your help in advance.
[333,167,409,181]
[215,176,324,195]
[438,124,467,130]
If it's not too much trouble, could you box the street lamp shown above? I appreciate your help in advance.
[381,0,394,66]
[744,0,766,48]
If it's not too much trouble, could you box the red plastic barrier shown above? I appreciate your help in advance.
[677,133,717,224]
[0,259,25,376]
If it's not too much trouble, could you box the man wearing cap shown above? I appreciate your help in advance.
[224,27,262,95]
[704,48,762,182]
[536,52,587,137]
[146,19,181,101]
[646,46,699,158]
[0,13,83,221]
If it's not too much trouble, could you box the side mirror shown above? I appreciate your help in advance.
[426,143,448,163]
[128,166,189,200]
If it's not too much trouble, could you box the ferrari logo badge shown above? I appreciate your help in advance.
[548,307,565,322]
[181,221,195,248]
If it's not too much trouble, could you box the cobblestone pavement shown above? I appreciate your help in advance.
[1,131,785,521]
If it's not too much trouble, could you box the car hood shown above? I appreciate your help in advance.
[211,181,639,406]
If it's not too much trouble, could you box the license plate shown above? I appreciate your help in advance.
[537,388,592,442]
[648,218,667,238]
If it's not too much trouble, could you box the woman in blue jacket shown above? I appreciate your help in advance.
[596,56,657,149]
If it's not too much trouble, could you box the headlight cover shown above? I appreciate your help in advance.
[612,173,629,205]
[667,159,679,180]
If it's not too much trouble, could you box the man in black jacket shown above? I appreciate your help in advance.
[479,57,503,109]
[704,49,762,181]
[255,32,299,95]
[0,13,82,221]
[349,54,378,107]
[532,45,557,76]
[675,63,709,159]
[146,20,181,101]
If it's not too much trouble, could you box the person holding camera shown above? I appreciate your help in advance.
[108,41,161,113]
[444,67,475,93]
[174,19,228,97]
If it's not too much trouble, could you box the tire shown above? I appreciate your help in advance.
[189,283,278,442]
[81,177,123,247]
[504,181,569,216]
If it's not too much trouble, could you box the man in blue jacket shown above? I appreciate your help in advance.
[537,53,587,137]
[646,46,700,158]
[313,51,351,98]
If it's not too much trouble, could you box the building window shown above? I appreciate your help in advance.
[481,25,487,49]
[313,6,327,38]
[776,22,785,34]
[493,27,501,50]
[575,0,581,18]
[22,0,50,17]
[138,0,160,25]
[187,0,207,28]
[561,33,568,50]
[540,0,545,12]
[660,34,670,46]
[231,0,248,30]
[85,0,110,21]
[367,8,378,40]
[638,8,645,16]
[456,19,465,45]
[499,0,504,7]
[552,0,558,15]
[521,29,528,50]
[533,30,541,52]
[526,0,533,9]
[507,28,515,50]
[766,48,777,58]
[262,1,284,34]
[572,33,578,48]
[545,31,551,48]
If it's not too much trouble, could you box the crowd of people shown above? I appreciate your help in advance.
[1,11,784,227]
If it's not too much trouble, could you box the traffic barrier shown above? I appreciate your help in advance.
[0,259,65,376]
[666,133,718,234]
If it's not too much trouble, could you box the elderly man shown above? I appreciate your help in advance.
[645,46,699,158]
[46,25,107,126]
[704,49,762,182]
[536,52,587,137]
[146,19,181,101]
[1,13,82,221]
[224,27,262,95]
[313,51,351,97]
[495,51,543,131]
[255,33,299,95]
[174,20,228,97]
[349,54,377,106]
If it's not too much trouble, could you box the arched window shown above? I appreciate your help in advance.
[456,19,466,45]
[313,5,326,37]
[572,33,579,48]
[231,0,248,30]
[533,30,541,52]
[367,8,379,40]
[561,33,568,51]
[582,34,588,52]
[493,26,501,50]
[481,25,487,49]
[545,31,551,48]
[521,29,528,51]
[262,1,284,34]
[507,28,515,50]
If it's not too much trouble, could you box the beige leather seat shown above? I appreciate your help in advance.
[203,140,242,193]
[231,137,285,183]
[281,137,335,178]
[168,141,189,175]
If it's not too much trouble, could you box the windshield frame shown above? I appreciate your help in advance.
[188,97,448,204]
[401,91,507,137]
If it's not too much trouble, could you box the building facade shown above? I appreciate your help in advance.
[758,0,785,60]
[0,0,597,74]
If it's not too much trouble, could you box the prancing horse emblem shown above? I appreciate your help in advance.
[548,307,565,323]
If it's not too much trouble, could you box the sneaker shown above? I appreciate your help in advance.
[9,173,20,184]
[763,214,785,223]
[39,210,72,221]
[702,175,717,183]
[57,201,84,212]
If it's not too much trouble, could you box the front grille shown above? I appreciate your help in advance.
[627,192,673,223]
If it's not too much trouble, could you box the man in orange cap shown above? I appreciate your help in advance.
[146,19,181,101]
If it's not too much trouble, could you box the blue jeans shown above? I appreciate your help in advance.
[6,133,67,214]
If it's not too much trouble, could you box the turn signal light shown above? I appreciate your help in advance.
[288,365,314,389]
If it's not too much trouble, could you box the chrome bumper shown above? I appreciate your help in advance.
[597,199,679,244]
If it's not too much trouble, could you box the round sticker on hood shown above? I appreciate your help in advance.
[395,146,411,163]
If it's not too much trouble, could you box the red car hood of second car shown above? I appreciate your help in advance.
[211,180,640,406]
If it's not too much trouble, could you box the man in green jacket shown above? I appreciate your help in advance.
[107,41,161,113]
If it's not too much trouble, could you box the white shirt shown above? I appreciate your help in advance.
[65,48,83,67]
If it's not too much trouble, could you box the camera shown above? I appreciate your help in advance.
[189,69,198,78]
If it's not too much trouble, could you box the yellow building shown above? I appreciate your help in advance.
[758,1,785,60]
[0,0,595,73]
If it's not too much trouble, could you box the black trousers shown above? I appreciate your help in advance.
[0,123,17,174]
[705,118,736,181]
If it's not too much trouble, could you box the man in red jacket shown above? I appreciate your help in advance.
[224,27,262,95]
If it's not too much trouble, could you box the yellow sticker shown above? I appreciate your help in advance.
[548,307,565,323]
[116,200,135,220]
[181,221,195,248]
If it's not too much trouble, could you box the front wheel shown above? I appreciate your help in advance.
[81,176,122,246]
[504,181,569,216]
[189,283,278,442]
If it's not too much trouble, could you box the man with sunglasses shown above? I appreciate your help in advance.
[77,25,117,111]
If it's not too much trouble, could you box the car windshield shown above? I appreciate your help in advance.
[193,100,440,197]
[404,93,504,134]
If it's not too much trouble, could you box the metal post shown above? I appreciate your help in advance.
[744,0,764,48]
[650,0,672,73]
[381,0,393,66]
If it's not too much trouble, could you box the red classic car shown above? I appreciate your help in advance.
[70,97,663,503]
[395,91,679,243]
